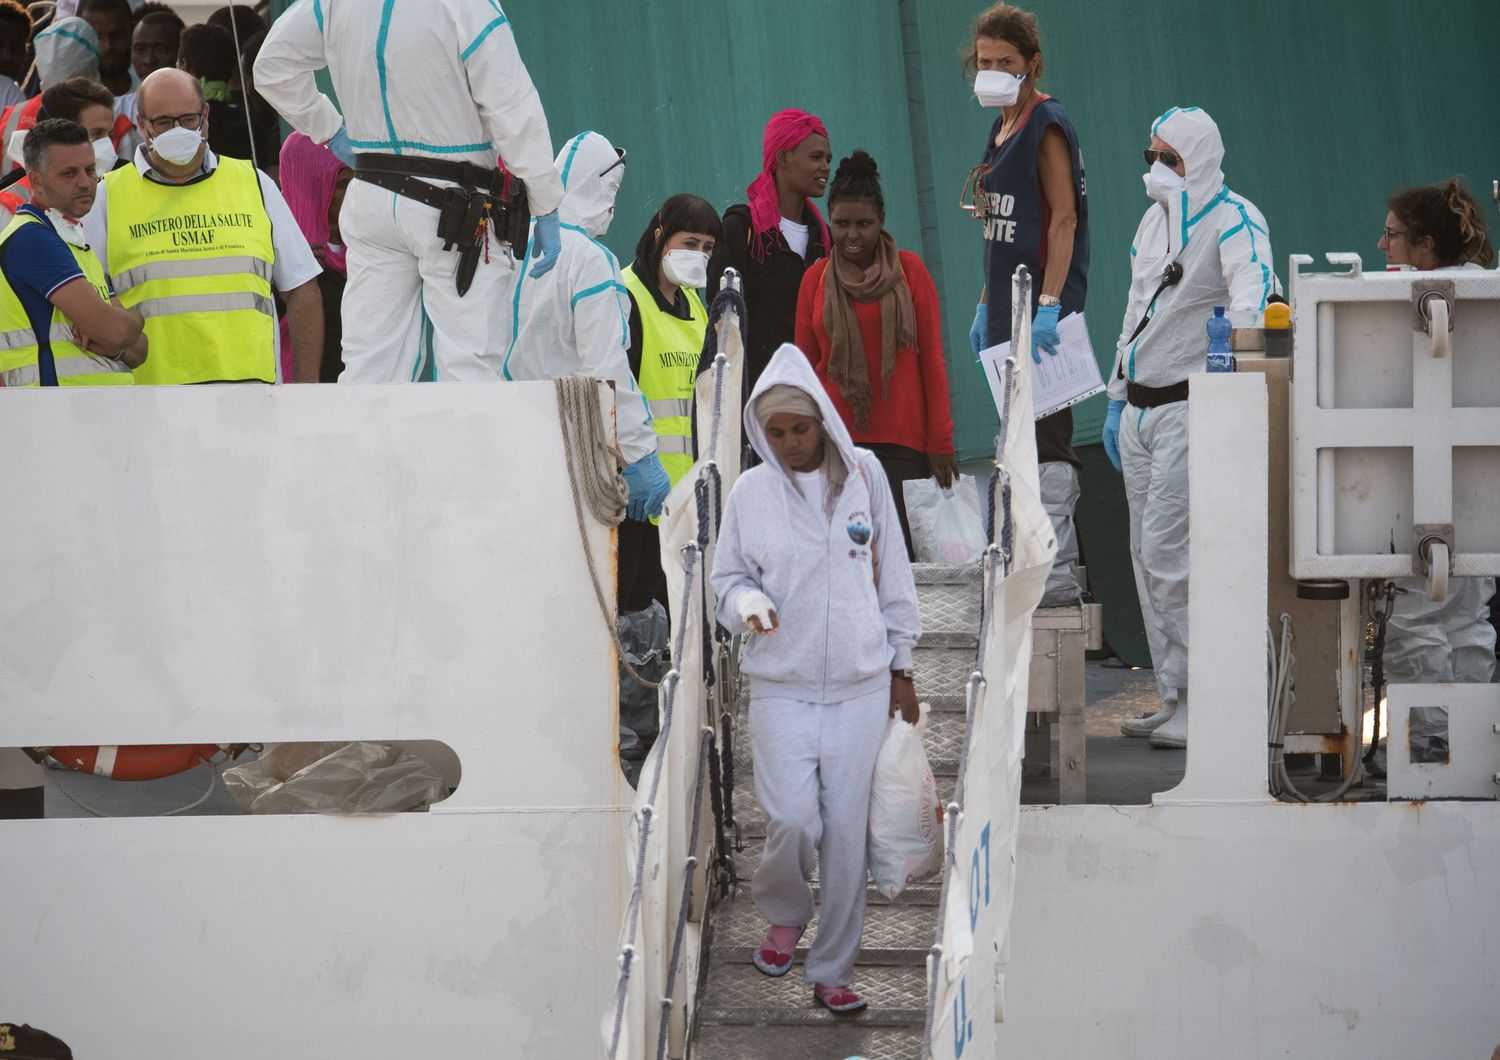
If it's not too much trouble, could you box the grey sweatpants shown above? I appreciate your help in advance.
[1039,461,1082,606]
[749,684,889,986]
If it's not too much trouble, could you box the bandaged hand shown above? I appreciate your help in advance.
[737,590,779,634]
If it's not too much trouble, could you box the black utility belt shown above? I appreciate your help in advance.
[354,153,530,296]
[1126,379,1189,408]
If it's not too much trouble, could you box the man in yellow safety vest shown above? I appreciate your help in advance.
[0,117,146,818]
[0,117,146,388]
[83,68,323,384]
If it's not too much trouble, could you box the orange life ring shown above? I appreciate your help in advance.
[45,744,222,781]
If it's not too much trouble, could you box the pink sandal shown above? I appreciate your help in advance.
[751,924,805,977]
[813,983,868,1014]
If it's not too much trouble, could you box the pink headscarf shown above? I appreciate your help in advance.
[278,132,349,275]
[746,108,831,263]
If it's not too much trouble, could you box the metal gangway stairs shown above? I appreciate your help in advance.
[692,564,981,1059]
[604,267,1056,1060]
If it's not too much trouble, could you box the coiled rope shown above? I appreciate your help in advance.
[555,374,662,688]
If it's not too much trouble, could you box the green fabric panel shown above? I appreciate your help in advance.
[270,0,1498,462]
[506,2,924,311]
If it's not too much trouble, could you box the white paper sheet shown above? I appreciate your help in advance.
[978,311,1105,421]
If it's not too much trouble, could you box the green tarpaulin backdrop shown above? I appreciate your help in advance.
[267,0,1498,661]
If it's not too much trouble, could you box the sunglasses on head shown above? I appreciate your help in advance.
[599,147,627,178]
[1143,149,1182,169]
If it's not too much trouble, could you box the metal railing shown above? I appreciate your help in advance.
[605,275,746,1060]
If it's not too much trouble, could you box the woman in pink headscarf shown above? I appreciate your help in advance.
[278,131,352,381]
[707,108,832,392]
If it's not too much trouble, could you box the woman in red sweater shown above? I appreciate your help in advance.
[795,150,957,558]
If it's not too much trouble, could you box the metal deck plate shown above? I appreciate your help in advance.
[730,836,944,908]
[697,962,928,1026]
[711,894,936,959]
[694,1023,924,1059]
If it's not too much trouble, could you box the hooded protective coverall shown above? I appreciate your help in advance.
[502,131,655,465]
[3,18,103,173]
[254,0,565,383]
[712,344,921,988]
[1107,106,1278,702]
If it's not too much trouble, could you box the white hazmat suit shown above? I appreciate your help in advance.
[254,0,565,382]
[1106,106,1279,746]
[503,132,656,465]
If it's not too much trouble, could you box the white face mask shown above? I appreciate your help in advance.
[974,69,1025,108]
[91,135,117,174]
[6,128,25,168]
[662,248,709,289]
[149,125,204,166]
[46,208,89,247]
[1144,159,1187,203]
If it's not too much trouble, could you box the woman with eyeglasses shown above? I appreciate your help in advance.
[1372,179,1496,713]
[963,2,1088,606]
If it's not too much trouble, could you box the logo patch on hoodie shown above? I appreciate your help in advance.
[846,518,872,546]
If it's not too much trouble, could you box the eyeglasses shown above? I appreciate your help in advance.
[143,109,206,135]
[959,163,994,220]
[1381,226,1407,242]
[1143,149,1182,169]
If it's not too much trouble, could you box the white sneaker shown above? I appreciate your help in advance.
[1149,694,1189,749]
[1120,698,1176,738]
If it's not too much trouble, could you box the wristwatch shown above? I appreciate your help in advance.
[891,669,915,681]
[1037,294,1061,307]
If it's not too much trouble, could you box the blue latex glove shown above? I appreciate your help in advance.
[969,302,988,356]
[324,127,355,168]
[1031,303,1061,364]
[530,209,562,278]
[622,452,671,521]
[1102,399,1125,471]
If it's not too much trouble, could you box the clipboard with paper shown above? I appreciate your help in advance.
[978,309,1104,421]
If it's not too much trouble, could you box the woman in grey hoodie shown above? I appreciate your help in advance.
[712,343,922,1014]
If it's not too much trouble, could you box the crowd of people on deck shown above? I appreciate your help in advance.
[0,0,1494,1018]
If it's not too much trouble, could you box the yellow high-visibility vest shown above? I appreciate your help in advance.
[622,263,706,490]
[0,211,133,386]
[104,157,276,384]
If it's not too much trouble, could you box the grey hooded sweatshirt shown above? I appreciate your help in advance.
[712,344,922,704]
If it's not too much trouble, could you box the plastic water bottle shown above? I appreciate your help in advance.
[1206,305,1235,372]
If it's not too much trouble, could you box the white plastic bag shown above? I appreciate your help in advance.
[867,703,943,899]
[903,475,987,564]
[223,741,448,815]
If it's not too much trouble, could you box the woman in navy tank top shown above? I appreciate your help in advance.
[963,2,1090,606]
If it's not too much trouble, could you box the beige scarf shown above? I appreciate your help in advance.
[822,230,917,429]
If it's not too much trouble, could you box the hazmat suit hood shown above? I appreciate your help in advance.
[34,17,101,88]
[554,131,623,238]
[744,343,859,486]
[1149,106,1226,215]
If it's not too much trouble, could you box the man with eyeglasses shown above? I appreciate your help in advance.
[254,0,566,384]
[1101,105,1280,750]
[83,67,323,385]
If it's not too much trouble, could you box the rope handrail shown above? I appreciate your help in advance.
[922,265,1028,1058]
[654,726,715,1058]
[605,279,744,1058]
[606,540,701,1059]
